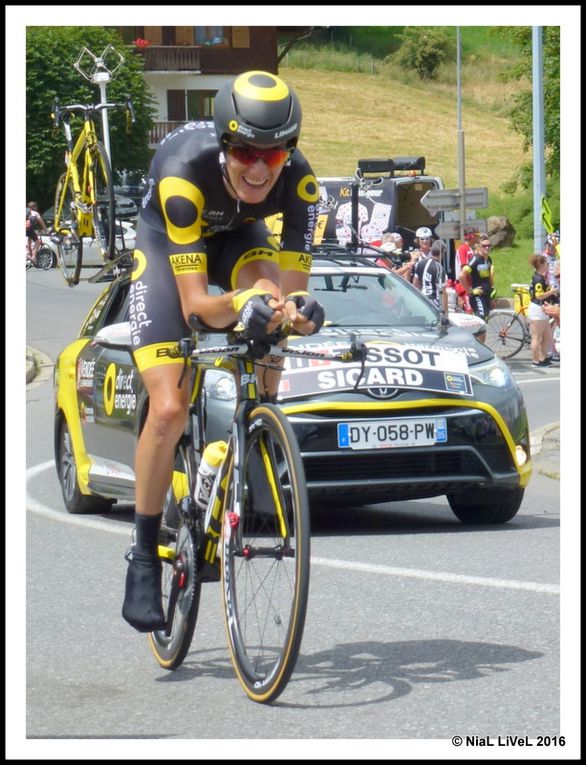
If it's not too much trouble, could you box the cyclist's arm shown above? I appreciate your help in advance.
[459,265,472,292]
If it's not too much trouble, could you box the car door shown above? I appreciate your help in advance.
[79,281,139,495]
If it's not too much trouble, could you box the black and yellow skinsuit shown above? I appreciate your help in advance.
[129,122,319,372]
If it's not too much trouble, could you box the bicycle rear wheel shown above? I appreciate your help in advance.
[148,447,202,670]
[222,404,310,703]
[54,172,83,286]
[89,142,115,261]
[485,310,527,359]
[36,244,55,270]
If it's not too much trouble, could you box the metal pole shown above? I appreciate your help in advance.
[94,72,112,163]
[532,26,546,254]
[457,27,466,242]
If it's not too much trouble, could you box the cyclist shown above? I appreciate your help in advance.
[413,240,447,307]
[26,201,49,266]
[122,71,325,633]
[458,235,495,323]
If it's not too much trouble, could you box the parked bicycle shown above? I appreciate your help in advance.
[25,240,54,271]
[126,318,366,703]
[485,283,559,360]
[51,96,134,286]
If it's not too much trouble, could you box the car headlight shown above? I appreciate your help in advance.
[469,357,514,388]
[205,369,236,401]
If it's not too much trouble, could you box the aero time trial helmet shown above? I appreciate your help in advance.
[213,71,302,150]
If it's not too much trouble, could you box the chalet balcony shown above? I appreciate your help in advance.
[138,46,201,72]
[149,121,192,145]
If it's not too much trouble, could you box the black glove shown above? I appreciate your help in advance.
[286,291,325,334]
[232,288,276,339]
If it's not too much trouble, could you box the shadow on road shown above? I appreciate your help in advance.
[152,638,543,710]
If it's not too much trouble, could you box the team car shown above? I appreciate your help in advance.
[53,254,532,525]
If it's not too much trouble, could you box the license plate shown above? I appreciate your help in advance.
[337,417,447,450]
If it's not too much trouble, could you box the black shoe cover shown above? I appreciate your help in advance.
[122,551,166,633]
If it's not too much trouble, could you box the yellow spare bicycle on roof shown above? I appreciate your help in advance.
[51,96,134,286]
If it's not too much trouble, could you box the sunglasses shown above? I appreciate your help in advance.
[224,142,291,169]
[481,243,491,248]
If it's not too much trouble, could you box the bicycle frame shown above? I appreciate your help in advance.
[162,329,364,567]
[55,116,101,237]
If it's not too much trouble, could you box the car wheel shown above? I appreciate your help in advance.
[447,487,524,524]
[58,418,114,514]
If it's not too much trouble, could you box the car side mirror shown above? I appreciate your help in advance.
[93,321,132,348]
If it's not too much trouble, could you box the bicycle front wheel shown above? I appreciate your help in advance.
[222,403,310,703]
[54,173,83,286]
[485,310,527,359]
[89,142,115,261]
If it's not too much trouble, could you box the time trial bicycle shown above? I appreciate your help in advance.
[138,318,366,703]
[51,96,134,286]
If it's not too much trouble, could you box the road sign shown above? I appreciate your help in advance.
[421,187,488,214]
[541,195,554,233]
[435,219,487,239]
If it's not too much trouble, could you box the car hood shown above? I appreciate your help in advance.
[278,326,493,402]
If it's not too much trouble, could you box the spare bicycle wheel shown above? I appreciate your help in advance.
[90,142,116,261]
[53,173,83,286]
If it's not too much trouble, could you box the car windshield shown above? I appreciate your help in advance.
[309,268,440,329]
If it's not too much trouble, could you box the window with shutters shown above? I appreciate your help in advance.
[167,90,217,121]
[194,27,227,47]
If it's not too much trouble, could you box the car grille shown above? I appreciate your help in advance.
[302,447,490,484]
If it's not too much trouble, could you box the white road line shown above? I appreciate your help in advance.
[27,462,559,596]
[516,377,560,384]
[311,557,559,594]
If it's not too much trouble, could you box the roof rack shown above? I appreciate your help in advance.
[357,156,426,178]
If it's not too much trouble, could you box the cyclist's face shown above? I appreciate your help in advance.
[224,143,289,204]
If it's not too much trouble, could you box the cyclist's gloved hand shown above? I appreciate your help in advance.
[471,287,484,296]
[232,288,280,340]
[285,291,325,335]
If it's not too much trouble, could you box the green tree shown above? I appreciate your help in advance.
[389,27,455,81]
[26,26,156,209]
[498,26,560,192]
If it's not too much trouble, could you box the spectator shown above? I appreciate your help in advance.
[543,232,560,291]
[455,225,479,274]
[413,240,447,307]
[458,235,495,323]
[453,225,478,312]
[527,254,559,366]
[543,256,561,360]
[376,232,416,280]
[26,201,49,266]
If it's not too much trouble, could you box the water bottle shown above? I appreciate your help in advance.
[195,441,228,511]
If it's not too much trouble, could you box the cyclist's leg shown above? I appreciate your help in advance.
[27,230,38,265]
[469,294,489,343]
[123,233,194,632]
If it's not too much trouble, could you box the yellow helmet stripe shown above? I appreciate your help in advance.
[234,71,289,101]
